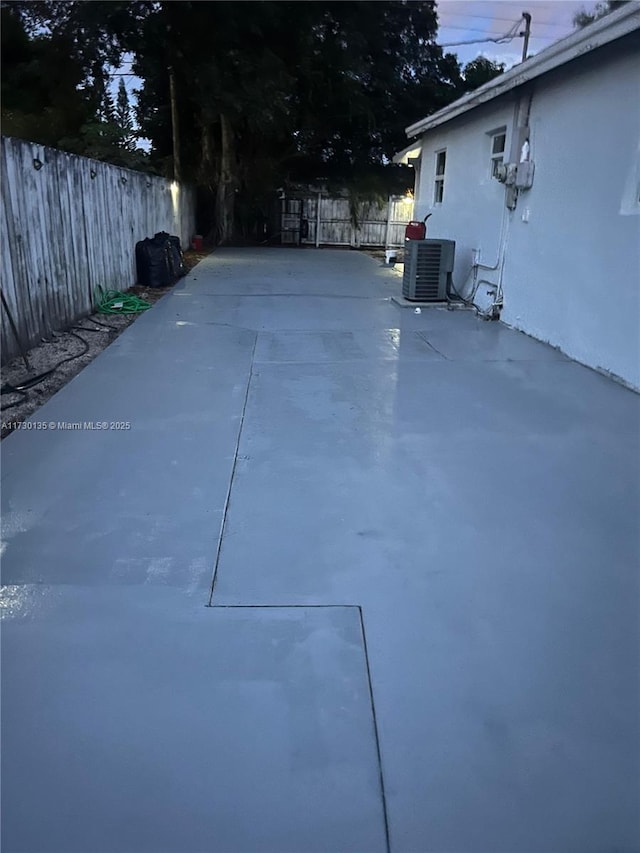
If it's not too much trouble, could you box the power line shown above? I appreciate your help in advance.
[438,22,558,40]
[439,22,518,33]
[439,16,523,47]
[438,11,569,29]
[439,19,569,35]
[439,35,518,46]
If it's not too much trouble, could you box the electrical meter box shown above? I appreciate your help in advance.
[516,161,535,189]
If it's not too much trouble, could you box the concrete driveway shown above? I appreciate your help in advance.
[2,248,639,853]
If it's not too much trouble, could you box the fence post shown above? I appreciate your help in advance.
[384,196,393,249]
[315,192,321,247]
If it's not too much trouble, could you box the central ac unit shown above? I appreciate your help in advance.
[403,239,455,301]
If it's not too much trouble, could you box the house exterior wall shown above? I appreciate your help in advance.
[413,97,517,298]
[412,36,640,389]
[502,43,640,389]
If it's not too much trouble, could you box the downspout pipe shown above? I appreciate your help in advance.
[473,88,535,315]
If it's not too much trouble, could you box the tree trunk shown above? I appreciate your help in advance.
[168,66,181,182]
[215,113,235,244]
[201,121,214,178]
[195,108,217,243]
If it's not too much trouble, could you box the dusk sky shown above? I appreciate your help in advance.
[122,1,603,147]
[437,0,601,67]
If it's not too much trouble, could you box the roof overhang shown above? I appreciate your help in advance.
[392,140,423,165]
[405,4,640,139]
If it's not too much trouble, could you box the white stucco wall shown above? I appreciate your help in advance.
[412,37,640,389]
[413,96,517,305]
[502,44,640,389]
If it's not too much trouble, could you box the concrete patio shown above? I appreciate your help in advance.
[2,248,639,853]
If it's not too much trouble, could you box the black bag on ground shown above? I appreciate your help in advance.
[154,231,187,279]
[135,233,186,287]
[135,237,172,288]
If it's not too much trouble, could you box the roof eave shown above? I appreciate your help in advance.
[406,4,640,139]
[392,140,423,165]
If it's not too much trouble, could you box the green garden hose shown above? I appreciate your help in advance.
[95,288,151,315]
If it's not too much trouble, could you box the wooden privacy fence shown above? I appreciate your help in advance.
[1,136,196,362]
[281,194,414,247]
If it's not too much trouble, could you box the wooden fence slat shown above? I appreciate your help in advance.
[291,194,414,249]
[1,137,196,362]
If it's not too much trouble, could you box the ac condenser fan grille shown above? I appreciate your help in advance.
[402,239,455,302]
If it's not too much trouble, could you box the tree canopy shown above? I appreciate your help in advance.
[1,1,152,168]
[2,1,506,241]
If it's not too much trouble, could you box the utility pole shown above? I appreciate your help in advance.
[168,66,182,183]
[521,12,532,62]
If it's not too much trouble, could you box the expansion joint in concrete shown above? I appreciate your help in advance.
[206,332,257,607]
[203,602,392,853]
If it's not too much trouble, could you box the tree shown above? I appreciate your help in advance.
[3,0,149,103]
[132,1,468,242]
[573,0,629,27]
[1,1,151,168]
[4,1,506,242]
[460,57,505,92]
[100,90,116,125]
[1,4,92,147]
[115,79,134,149]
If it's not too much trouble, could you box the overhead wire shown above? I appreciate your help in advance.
[438,22,560,43]
[438,11,568,30]
[439,22,522,35]
[438,16,523,47]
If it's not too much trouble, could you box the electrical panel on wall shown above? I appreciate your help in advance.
[516,161,535,189]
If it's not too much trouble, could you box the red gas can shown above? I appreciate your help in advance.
[404,214,432,241]
[405,220,426,240]
[191,235,204,251]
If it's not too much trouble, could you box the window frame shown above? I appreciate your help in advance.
[433,148,446,204]
[489,129,507,179]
